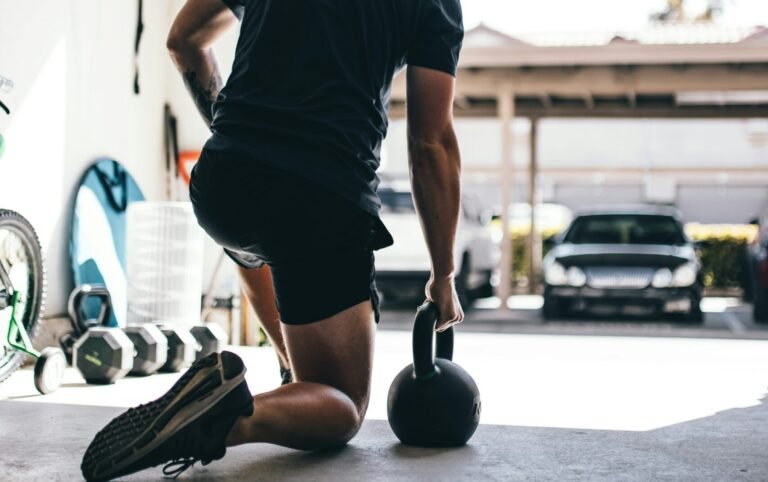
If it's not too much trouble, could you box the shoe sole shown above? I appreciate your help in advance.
[87,352,246,481]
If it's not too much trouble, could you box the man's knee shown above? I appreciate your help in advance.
[322,391,365,447]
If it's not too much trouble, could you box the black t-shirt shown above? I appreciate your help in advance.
[207,0,463,216]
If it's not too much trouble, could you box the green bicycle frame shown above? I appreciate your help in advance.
[6,291,40,359]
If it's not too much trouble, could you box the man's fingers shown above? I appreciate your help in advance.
[436,314,463,332]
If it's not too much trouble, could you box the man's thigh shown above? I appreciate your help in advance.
[282,300,376,415]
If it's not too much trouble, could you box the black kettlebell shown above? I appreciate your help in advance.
[61,284,113,363]
[69,284,113,335]
[387,301,481,447]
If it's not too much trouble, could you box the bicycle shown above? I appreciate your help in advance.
[0,208,66,394]
[0,75,65,393]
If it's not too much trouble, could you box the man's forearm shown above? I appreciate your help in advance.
[169,46,223,127]
[409,131,462,279]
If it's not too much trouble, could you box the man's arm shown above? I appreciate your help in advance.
[406,66,464,331]
[166,0,239,126]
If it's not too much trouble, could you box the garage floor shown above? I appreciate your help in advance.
[2,329,767,481]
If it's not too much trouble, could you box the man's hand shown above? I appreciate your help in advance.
[426,275,464,332]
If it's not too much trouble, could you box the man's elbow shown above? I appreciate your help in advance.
[166,28,201,57]
[166,30,184,56]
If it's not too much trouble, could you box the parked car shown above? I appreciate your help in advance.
[745,210,768,324]
[375,182,500,305]
[541,206,704,322]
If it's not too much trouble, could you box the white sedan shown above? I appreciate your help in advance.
[375,184,500,306]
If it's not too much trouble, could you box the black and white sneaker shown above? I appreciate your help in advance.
[81,351,253,481]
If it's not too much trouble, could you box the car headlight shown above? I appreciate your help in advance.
[566,266,587,287]
[545,262,568,286]
[652,268,673,288]
[671,262,697,287]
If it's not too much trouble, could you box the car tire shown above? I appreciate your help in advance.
[542,295,563,321]
[684,303,705,324]
[470,270,495,300]
[754,289,768,324]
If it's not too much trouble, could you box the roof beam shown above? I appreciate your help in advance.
[391,64,768,99]
[458,43,768,68]
[538,92,553,109]
[388,100,768,119]
[583,92,595,109]
[627,91,637,109]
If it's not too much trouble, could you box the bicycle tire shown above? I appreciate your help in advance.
[0,209,46,383]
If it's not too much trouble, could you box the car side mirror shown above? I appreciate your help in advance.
[748,217,760,226]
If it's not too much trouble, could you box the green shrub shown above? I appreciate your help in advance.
[685,224,756,289]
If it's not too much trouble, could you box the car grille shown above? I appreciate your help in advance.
[585,267,655,289]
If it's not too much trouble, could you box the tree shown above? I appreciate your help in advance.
[650,0,724,24]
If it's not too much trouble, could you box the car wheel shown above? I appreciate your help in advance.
[470,270,495,300]
[684,303,705,324]
[754,289,768,324]
[542,295,563,320]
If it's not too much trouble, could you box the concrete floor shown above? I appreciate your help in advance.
[2,326,768,480]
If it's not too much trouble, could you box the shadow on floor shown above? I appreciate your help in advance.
[2,390,766,481]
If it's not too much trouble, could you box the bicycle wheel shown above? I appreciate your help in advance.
[0,209,46,383]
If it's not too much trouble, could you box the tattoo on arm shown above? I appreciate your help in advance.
[183,66,223,127]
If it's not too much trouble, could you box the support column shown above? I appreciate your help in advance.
[527,118,540,294]
[498,88,515,310]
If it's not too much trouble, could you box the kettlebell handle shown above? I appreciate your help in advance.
[413,301,454,379]
[68,284,113,335]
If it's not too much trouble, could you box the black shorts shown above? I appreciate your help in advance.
[189,148,393,325]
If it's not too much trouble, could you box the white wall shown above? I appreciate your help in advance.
[0,0,248,315]
[0,0,171,316]
[382,117,768,173]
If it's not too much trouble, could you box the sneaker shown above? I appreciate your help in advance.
[81,351,253,481]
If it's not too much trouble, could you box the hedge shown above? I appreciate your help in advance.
[685,224,757,289]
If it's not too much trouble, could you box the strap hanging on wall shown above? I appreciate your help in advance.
[133,0,144,95]
[0,74,14,114]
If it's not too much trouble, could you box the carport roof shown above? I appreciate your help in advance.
[389,23,768,118]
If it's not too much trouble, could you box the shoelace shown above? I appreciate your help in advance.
[162,458,199,479]
[158,411,219,478]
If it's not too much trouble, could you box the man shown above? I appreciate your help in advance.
[81,0,464,479]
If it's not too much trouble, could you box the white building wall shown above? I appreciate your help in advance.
[382,117,768,223]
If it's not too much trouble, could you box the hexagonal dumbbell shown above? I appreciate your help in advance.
[159,326,197,373]
[72,327,134,384]
[125,324,168,376]
[190,323,227,360]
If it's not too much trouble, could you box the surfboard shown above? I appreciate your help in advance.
[69,158,145,327]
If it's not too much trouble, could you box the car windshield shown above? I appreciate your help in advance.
[380,190,415,213]
[564,214,687,245]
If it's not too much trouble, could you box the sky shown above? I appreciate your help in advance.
[461,0,768,34]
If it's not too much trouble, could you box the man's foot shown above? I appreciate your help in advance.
[81,351,253,481]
